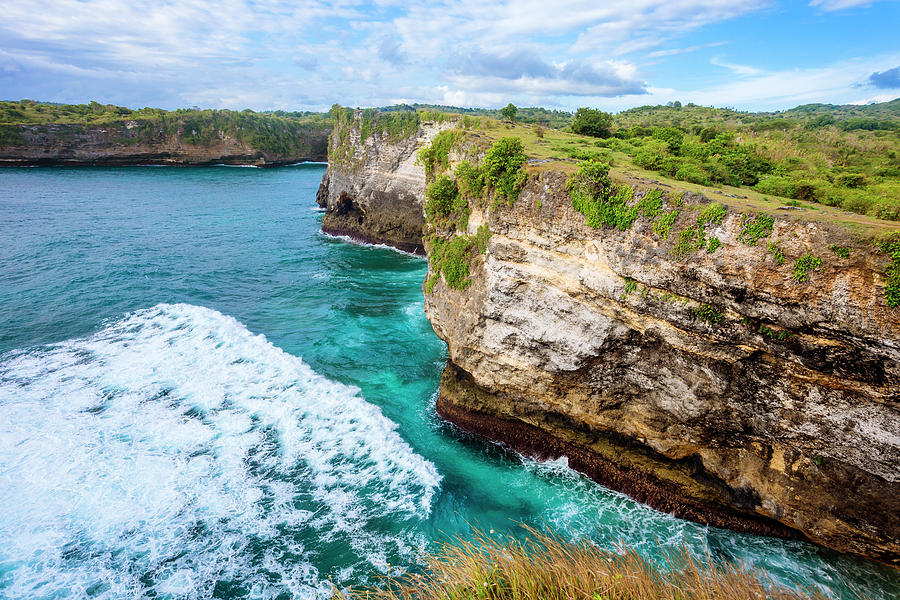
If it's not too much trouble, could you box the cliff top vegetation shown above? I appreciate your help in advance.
[411,100,899,238]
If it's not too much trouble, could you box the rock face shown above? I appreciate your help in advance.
[316,112,455,253]
[320,120,900,566]
[0,121,329,166]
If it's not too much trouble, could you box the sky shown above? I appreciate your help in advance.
[1,0,899,113]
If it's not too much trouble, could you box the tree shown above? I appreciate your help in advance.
[571,108,612,138]
[500,103,518,123]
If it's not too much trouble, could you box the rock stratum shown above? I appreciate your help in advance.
[321,112,900,566]
[0,121,329,167]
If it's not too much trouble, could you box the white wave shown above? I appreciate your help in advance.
[319,231,424,257]
[212,163,261,168]
[0,303,440,600]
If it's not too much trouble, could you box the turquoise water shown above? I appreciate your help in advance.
[0,165,897,599]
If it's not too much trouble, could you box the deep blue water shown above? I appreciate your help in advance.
[0,165,897,599]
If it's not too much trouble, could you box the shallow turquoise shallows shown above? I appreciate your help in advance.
[0,165,897,600]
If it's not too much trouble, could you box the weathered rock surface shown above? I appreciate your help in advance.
[317,113,455,253]
[0,121,329,166]
[320,119,900,566]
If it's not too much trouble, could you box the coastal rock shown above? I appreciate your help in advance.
[320,116,900,565]
[317,111,456,253]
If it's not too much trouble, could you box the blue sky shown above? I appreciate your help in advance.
[1,0,898,113]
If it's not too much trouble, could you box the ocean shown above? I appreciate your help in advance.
[0,164,896,599]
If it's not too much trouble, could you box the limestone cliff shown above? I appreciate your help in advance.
[316,110,456,253]
[319,116,900,566]
[0,121,329,166]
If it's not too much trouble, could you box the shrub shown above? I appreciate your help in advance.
[418,129,462,179]
[739,213,774,246]
[632,139,669,171]
[697,202,727,227]
[500,103,518,122]
[767,240,785,264]
[454,160,484,199]
[792,254,822,282]
[675,162,710,185]
[571,108,613,138]
[829,244,851,258]
[652,126,684,153]
[875,238,900,307]
[707,236,721,253]
[534,125,545,138]
[483,137,528,204]
[427,235,473,292]
[424,175,459,220]
[836,173,867,188]
[653,209,679,239]
[672,226,705,257]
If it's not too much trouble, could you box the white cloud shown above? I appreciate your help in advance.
[710,56,763,76]
[809,0,877,10]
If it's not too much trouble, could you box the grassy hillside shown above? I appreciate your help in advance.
[394,99,899,222]
[0,100,330,156]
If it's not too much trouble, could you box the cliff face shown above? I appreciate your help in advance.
[0,121,329,166]
[320,117,900,565]
[427,175,899,564]
[316,112,455,253]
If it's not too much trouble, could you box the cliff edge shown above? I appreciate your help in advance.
[320,111,900,566]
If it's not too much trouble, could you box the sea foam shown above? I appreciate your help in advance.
[0,303,440,599]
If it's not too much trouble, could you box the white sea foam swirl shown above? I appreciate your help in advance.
[0,303,440,599]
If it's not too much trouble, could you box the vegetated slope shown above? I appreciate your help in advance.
[373,99,900,222]
[0,100,331,165]
[609,99,900,221]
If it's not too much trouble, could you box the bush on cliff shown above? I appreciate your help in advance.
[482,137,528,204]
[418,129,462,179]
[333,527,829,600]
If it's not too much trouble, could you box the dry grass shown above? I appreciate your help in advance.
[334,528,838,600]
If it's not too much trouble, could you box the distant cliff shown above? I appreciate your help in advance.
[320,110,900,566]
[315,107,456,253]
[0,103,329,166]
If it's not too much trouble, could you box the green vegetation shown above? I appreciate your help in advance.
[571,107,612,138]
[426,235,474,293]
[482,137,528,204]
[418,129,463,179]
[829,244,851,258]
[610,100,900,221]
[875,237,900,307]
[693,303,724,324]
[653,210,679,239]
[707,236,722,253]
[568,161,666,231]
[623,277,638,296]
[738,213,775,245]
[500,103,518,123]
[760,324,794,341]
[767,240,786,265]
[792,254,823,282]
[0,99,330,155]
[334,527,829,600]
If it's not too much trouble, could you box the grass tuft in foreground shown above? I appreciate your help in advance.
[334,528,835,600]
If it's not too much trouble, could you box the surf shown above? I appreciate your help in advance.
[0,303,440,599]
